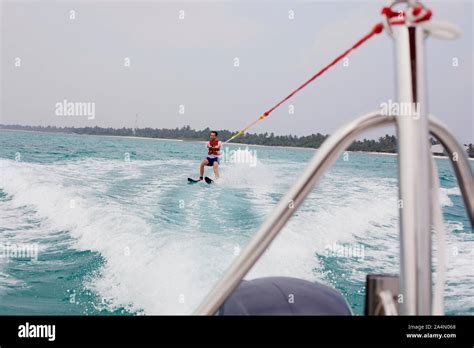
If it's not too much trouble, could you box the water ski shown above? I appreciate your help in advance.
[187,177,213,184]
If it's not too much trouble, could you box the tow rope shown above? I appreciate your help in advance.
[224,4,432,144]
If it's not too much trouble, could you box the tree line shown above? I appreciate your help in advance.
[1,124,472,157]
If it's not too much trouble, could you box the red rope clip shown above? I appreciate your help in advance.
[381,3,432,27]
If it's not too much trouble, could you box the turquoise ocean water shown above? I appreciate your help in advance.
[0,129,472,315]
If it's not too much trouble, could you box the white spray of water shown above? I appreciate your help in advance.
[0,157,471,314]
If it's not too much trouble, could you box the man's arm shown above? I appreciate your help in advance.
[207,142,221,150]
[212,141,222,152]
[212,141,222,150]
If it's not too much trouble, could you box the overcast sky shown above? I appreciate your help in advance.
[1,0,472,143]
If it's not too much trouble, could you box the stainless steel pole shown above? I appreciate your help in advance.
[429,116,474,225]
[393,23,432,314]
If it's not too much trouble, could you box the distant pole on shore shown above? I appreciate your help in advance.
[133,114,138,135]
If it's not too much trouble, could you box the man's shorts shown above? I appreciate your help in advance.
[206,157,220,166]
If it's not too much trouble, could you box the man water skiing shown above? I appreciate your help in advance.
[194,131,222,183]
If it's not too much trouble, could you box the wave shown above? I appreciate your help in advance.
[0,156,471,314]
[439,187,461,207]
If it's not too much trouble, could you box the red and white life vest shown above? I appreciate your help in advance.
[207,139,222,157]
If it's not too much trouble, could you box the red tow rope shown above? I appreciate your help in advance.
[224,4,432,144]
[262,22,384,118]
